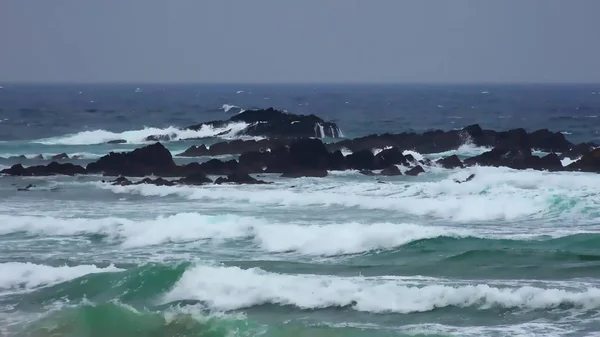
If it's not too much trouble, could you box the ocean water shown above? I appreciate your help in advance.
[1,83,600,337]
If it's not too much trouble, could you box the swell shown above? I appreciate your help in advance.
[7,262,600,315]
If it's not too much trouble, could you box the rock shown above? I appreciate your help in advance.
[136,177,174,186]
[198,159,238,175]
[566,148,600,172]
[178,139,292,157]
[1,162,86,176]
[560,142,596,160]
[238,151,271,173]
[145,134,176,142]
[405,165,425,176]
[177,172,213,185]
[436,155,464,169]
[464,146,532,169]
[111,176,132,186]
[360,170,376,176]
[375,147,409,167]
[380,165,402,176]
[524,153,563,172]
[86,142,177,176]
[346,150,377,170]
[17,184,34,191]
[528,129,572,153]
[454,173,476,184]
[178,144,210,157]
[327,124,573,155]
[107,139,127,144]
[109,176,174,186]
[51,153,69,160]
[186,108,342,139]
[281,169,328,178]
[33,154,44,160]
[8,155,27,160]
[214,172,269,185]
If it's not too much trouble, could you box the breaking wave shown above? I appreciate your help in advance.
[32,123,250,145]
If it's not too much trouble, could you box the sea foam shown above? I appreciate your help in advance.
[0,262,122,291]
[32,122,250,145]
[163,265,600,313]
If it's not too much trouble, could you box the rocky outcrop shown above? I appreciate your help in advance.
[405,165,425,176]
[51,153,69,160]
[566,148,600,172]
[178,139,292,157]
[1,162,86,176]
[86,142,177,176]
[186,108,342,139]
[380,165,402,176]
[281,169,328,178]
[436,155,464,169]
[326,124,573,155]
[214,173,269,185]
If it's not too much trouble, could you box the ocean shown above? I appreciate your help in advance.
[1,83,600,337]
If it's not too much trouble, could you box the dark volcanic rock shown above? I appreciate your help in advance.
[137,177,175,186]
[375,147,409,167]
[177,172,213,185]
[346,150,377,170]
[560,142,597,160]
[380,165,402,176]
[107,139,127,144]
[464,147,532,169]
[51,153,69,160]
[281,169,328,178]
[86,142,177,176]
[327,124,573,156]
[214,172,269,185]
[186,108,342,139]
[179,139,291,157]
[464,147,563,171]
[436,155,464,169]
[405,165,425,176]
[144,134,176,142]
[566,148,600,172]
[1,162,86,176]
[198,159,238,175]
[264,138,343,174]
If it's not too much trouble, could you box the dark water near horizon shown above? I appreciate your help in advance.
[2,84,600,337]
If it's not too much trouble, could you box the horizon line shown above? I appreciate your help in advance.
[1,80,600,86]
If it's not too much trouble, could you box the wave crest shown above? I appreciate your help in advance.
[32,122,250,145]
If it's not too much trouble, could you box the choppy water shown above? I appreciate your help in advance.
[1,84,600,337]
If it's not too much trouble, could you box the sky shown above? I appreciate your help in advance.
[1,0,599,84]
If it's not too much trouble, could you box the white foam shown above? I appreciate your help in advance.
[426,143,492,159]
[0,213,468,254]
[561,156,581,167]
[0,262,122,291]
[402,149,424,162]
[33,122,250,145]
[163,265,600,313]
[222,104,244,114]
[94,166,600,224]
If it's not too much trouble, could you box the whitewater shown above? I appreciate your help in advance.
[2,83,600,337]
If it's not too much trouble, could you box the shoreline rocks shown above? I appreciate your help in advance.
[3,124,600,183]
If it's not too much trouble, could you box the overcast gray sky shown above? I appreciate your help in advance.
[1,0,599,83]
